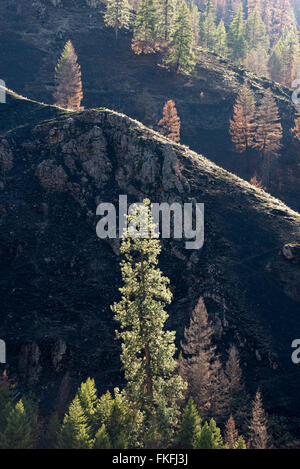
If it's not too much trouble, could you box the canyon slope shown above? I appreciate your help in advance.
[1,0,300,211]
[0,89,300,427]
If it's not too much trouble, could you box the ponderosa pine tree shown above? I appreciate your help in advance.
[230,82,256,153]
[227,6,247,62]
[0,398,36,449]
[180,297,225,420]
[215,19,228,56]
[165,0,196,74]
[53,41,83,111]
[158,99,181,142]
[104,0,131,44]
[132,0,159,54]
[112,199,185,447]
[176,398,201,449]
[248,391,269,449]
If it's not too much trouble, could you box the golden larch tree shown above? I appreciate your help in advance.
[253,88,282,156]
[158,99,181,143]
[230,82,256,153]
[53,41,83,111]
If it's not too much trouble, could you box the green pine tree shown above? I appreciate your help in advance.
[112,199,185,447]
[165,0,196,74]
[235,435,247,449]
[104,0,131,44]
[176,398,201,449]
[0,398,36,449]
[94,424,112,449]
[77,377,100,436]
[199,0,217,50]
[132,0,159,54]
[227,5,247,63]
[58,395,93,449]
[188,0,200,44]
[245,8,270,53]
[215,20,228,56]
[195,418,223,449]
[156,0,177,42]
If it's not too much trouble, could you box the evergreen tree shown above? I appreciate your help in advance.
[195,418,223,449]
[112,199,185,447]
[176,398,201,449]
[0,398,36,449]
[104,0,131,43]
[53,41,83,111]
[156,0,177,42]
[245,8,270,52]
[230,81,256,153]
[248,391,269,449]
[165,0,196,74]
[94,424,112,449]
[269,27,300,86]
[96,389,139,448]
[180,297,226,420]
[77,378,100,436]
[57,395,93,449]
[132,0,159,54]
[199,0,217,50]
[158,99,181,142]
[227,6,247,62]
[215,19,228,56]
[235,435,247,449]
[188,0,201,44]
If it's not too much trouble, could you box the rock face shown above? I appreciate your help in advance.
[1,91,300,422]
[1,0,300,211]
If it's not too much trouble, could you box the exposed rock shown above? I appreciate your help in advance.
[35,160,68,191]
[282,243,300,262]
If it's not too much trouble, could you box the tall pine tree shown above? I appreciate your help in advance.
[166,0,196,74]
[112,199,185,447]
[227,6,247,62]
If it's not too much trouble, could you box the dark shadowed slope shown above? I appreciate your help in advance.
[0,89,300,423]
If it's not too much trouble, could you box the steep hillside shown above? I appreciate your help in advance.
[1,0,300,211]
[1,89,300,429]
